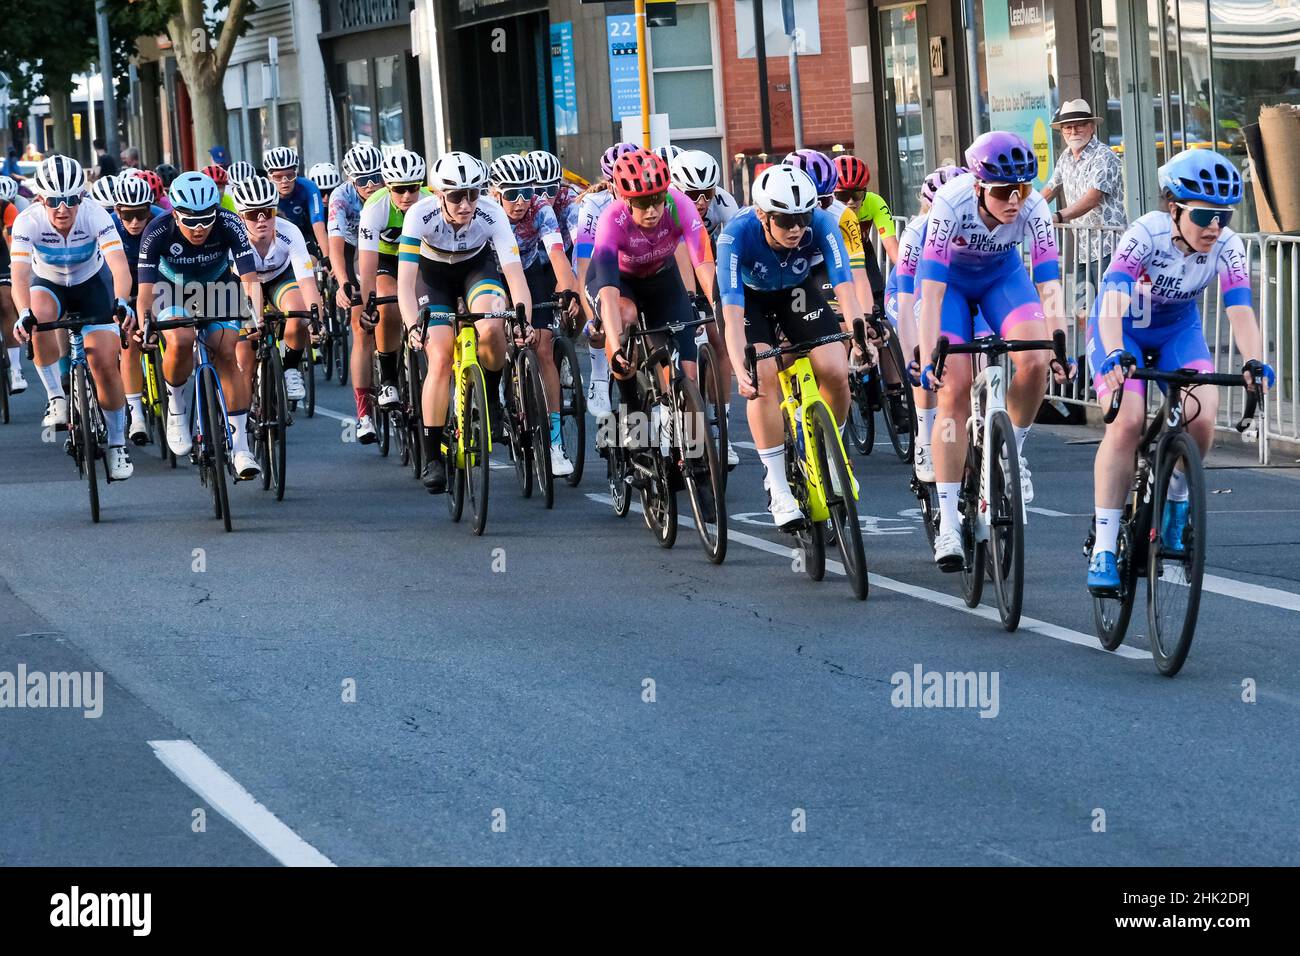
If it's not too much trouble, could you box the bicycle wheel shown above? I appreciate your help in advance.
[201,368,232,532]
[147,351,172,463]
[784,413,824,581]
[1094,517,1139,651]
[1147,432,1207,676]
[984,411,1024,631]
[1,353,9,424]
[266,349,288,501]
[553,334,586,486]
[959,438,985,607]
[465,365,491,535]
[913,476,940,551]
[845,373,873,455]
[73,368,100,523]
[377,395,391,457]
[676,376,727,564]
[811,402,867,600]
[522,349,554,510]
[607,380,631,518]
[878,332,916,462]
[641,448,678,548]
[446,378,466,522]
[405,347,423,480]
[302,351,316,419]
[394,353,410,468]
[696,341,729,484]
[505,358,533,498]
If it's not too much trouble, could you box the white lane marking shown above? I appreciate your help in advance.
[585,493,1151,659]
[1026,506,1076,518]
[313,405,354,424]
[149,740,335,867]
[1202,574,1300,614]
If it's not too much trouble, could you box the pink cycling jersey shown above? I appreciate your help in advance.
[590,187,711,291]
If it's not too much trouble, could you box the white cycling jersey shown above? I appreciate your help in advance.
[247,218,316,285]
[573,188,616,262]
[398,194,520,267]
[701,187,740,241]
[9,201,121,284]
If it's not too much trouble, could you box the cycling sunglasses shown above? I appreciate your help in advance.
[685,188,715,204]
[536,183,561,199]
[1175,202,1233,229]
[980,182,1032,202]
[116,205,152,222]
[771,211,813,230]
[353,173,382,188]
[627,191,667,210]
[242,207,276,223]
[389,182,423,196]
[817,194,835,209]
[443,187,481,206]
[499,186,536,203]
[267,170,297,184]
[834,188,866,204]
[45,194,82,209]
[176,209,219,229]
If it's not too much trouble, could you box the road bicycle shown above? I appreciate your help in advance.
[692,294,730,489]
[317,265,351,386]
[931,330,1068,631]
[360,291,402,458]
[502,303,555,509]
[538,296,586,488]
[845,305,916,462]
[744,323,869,599]
[1086,357,1262,675]
[252,306,317,501]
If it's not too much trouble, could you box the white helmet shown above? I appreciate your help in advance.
[0,175,18,202]
[114,174,154,208]
[489,154,536,188]
[34,155,86,199]
[342,143,382,179]
[308,162,341,191]
[525,149,562,185]
[227,161,258,184]
[430,151,488,191]
[230,175,279,211]
[89,176,119,209]
[263,146,299,171]
[381,149,427,185]
[653,145,684,165]
[670,150,720,192]
[751,164,817,214]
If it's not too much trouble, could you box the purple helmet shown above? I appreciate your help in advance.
[601,142,640,180]
[965,131,1037,184]
[783,149,838,196]
[921,165,968,204]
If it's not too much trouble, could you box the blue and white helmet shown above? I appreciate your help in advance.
[0,175,18,202]
[169,172,221,212]
[88,175,119,209]
[263,146,299,172]
[227,161,258,184]
[525,149,562,185]
[1158,148,1243,205]
[34,155,86,199]
[114,174,154,208]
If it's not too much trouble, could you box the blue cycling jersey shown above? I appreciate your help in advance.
[111,206,165,284]
[277,177,325,237]
[716,207,853,308]
[137,209,258,285]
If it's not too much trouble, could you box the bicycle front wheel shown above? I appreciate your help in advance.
[405,347,424,480]
[201,368,232,532]
[521,349,553,510]
[1147,432,1207,676]
[74,367,100,523]
[959,437,985,607]
[879,331,916,462]
[553,334,586,486]
[267,349,288,501]
[676,375,727,564]
[1094,518,1138,651]
[446,373,466,522]
[696,341,729,484]
[466,366,491,535]
[784,412,823,580]
[845,373,873,455]
[811,402,867,600]
[985,410,1024,631]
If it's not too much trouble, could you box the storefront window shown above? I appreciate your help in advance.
[258,103,301,154]
[650,2,719,136]
[376,55,406,155]
[346,59,373,146]
[881,4,928,217]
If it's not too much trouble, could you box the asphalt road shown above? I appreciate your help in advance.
[3,363,1299,866]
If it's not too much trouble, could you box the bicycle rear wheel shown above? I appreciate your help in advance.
[74,367,100,523]
[1147,432,1207,676]
[465,366,491,535]
[985,410,1024,631]
[522,349,554,510]
[446,377,466,523]
[879,331,916,462]
[811,402,867,600]
[201,368,232,532]
[553,334,586,486]
[641,449,677,549]
[845,373,873,455]
[676,376,726,564]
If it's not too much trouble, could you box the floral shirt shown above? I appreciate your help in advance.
[1046,136,1127,261]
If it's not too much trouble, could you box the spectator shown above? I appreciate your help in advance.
[1041,99,1127,320]
[120,145,141,169]
[2,147,21,178]
[21,142,42,163]
[209,144,230,167]
[93,139,119,178]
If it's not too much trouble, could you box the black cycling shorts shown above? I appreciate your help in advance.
[414,246,507,327]
[376,251,400,279]
[585,264,698,363]
[342,243,358,288]
[741,275,840,347]
[524,262,558,331]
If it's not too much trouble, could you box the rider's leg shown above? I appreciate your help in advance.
[374,273,402,396]
[84,328,126,445]
[28,287,67,403]
[208,326,254,461]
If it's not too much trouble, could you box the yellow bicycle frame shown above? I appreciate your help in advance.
[774,354,858,523]
[140,337,168,418]
[447,319,490,468]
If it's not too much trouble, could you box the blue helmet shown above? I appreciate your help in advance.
[965,131,1038,184]
[1158,149,1243,205]
[783,149,838,196]
[169,172,220,212]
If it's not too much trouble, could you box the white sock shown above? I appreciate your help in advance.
[588,344,609,384]
[6,347,19,371]
[917,406,937,447]
[1167,468,1189,502]
[723,401,731,427]
[1014,424,1031,453]
[126,392,145,425]
[937,481,961,537]
[37,362,64,399]
[758,444,793,499]
[1093,508,1123,556]
[228,412,250,455]
[166,381,189,417]
[104,406,126,446]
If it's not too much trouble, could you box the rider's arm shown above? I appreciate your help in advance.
[590,202,624,338]
[357,199,383,308]
[103,246,133,303]
[915,199,954,371]
[1218,234,1263,365]
[487,207,530,317]
[395,224,423,330]
[866,194,900,264]
[715,229,750,391]
[1025,193,1065,337]
[239,273,264,326]
[7,210,34,313]
[538,204,578,298]
[289,227,323,316]
[305,179,329,256]
[837,208,874,313]
[328,236,349,285]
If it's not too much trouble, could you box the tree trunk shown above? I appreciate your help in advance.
[168,0,248,166]
[49,89,75,157]
[186,71,228,163]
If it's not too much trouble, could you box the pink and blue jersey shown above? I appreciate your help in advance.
[590,187,711,291]
[573,188,615,263]
[508,197,564,271]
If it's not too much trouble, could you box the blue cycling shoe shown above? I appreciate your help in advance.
[1161,500,1189,555]
[1087,551,1120,595]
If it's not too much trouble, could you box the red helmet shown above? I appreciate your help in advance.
[132,168,164,202]
[202,164,228,187]
[834,154,870,190]
[611,150,671,200]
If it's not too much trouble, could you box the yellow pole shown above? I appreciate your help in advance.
[635,0,651,149]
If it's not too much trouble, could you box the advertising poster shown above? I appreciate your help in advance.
[551,21,578,136]
[607,14,641,124]
[984,0,1054,186]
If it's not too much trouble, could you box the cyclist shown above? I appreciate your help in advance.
[135,171,263,478]
[309,162,341,204]
[396,150,527,492]
[2,174,27,395]
[202,164,235,213]
[124,168,172,212]
[329,143,384,442]
[1085,148,1272,593]
[573,141,639,418]
[9,155,136,479]
[526,149,579,256]
[786,149,874,314]
[231,175,323,403]
[589,149,716,423]
[917,131,1070,569]
[834,154,899,304]
[263,146,329,261]
[111,174,165,445]
[358,148,431,432]
[155,163,179,189]
[718,164,861,529]
[227,161,257,186]
[653,145,684,166]
[488,153,580,477]
[88,175,118,210]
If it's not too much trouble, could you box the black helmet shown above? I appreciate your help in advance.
[155,163,180,187]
